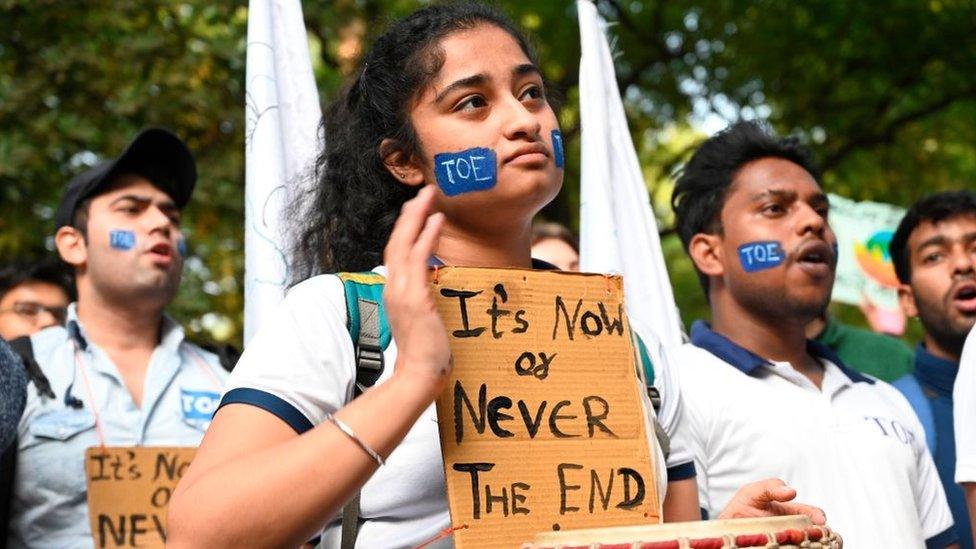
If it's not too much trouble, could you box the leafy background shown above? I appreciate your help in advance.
[2,0,974,348]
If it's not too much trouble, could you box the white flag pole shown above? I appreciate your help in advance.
[576,0,684,349]
[244,0,322,343]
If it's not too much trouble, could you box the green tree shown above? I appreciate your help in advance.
[2,0,974,343]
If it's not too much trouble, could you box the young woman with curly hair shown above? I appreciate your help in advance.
[168,4,822,547]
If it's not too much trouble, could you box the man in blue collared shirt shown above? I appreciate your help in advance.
[890,190,976,549]
[7,128,228,548]
[669,122,958,548]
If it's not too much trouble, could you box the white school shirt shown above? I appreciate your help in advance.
[220,267,695,549]
[674,321,956,549]
[955,326,976,484]
[9,304,228,549]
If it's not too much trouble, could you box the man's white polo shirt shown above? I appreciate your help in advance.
[673,321,956,549]
[955,326,976,485]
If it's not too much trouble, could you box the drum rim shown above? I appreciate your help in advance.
[527,514,823,545]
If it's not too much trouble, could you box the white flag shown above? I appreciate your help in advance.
[244,0,321,343]
[577,0,683,348]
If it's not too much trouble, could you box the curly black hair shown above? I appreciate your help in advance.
[671,121,821,295]
[890,190,976,284]
[287,2,539,283]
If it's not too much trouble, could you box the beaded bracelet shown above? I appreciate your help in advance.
[325,413,386,466]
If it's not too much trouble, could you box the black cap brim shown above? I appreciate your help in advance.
[54,127,196,229]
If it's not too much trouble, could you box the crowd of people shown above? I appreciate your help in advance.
[1,3,975,548]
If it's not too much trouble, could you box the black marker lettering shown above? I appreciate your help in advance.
[512,482,531,515]
[598,302,624,335]
[98,515,125,547]
[150,486,171,508]
[89,453,111,481]
[512,310,529,333]
[536,352,556,380]
[553,296,583,340]
[454,381,487,444]
[582,395,617,438]
[440,288,486,338]
[558,463,583,514]
[549,400,580,438]
[515,352,536,376]
[153,513,167,542]
[453,462,495,519]
[487,396,515,438]
[617,468,645,510]
[487,284,511,339]
[589,469,614,513]
[485,484,509,516]
[518,400,547,438]
[581,310,603,336]
[129,514,148,546]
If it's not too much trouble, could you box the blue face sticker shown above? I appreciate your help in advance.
[177,238,187,257]
[180,389,220,423]
[433,148,497,197]
[738,241,785,272]
[109,230,136,251]
[551,129,564,168]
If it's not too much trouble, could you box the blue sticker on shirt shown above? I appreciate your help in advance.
[434,148,497,197]
[109,230,135,251]
[551,129,564,168]
[180,389,220,422]
[738,241,785,272]
[177,238,187,257]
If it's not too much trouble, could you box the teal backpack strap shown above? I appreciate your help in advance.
[336,272,391,549]
[631,330,669,460]
[631,331,659,411]
[635,334,656,386]
[337,272,391,397]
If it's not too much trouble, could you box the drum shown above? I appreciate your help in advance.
[522,515,840,548]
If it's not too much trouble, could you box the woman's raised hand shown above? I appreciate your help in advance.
[383,185,452,398]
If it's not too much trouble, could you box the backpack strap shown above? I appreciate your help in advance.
[340,493,362,549]
[8,336,54,400]
[892,373,937,453]
[337,272,391,397]
[631,331,669,460]
[336,272,391,548]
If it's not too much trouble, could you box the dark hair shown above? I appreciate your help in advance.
[531,221,578,253]
[0,258,76,303]
[890,190,976,283]
[671,121,821,293]
[288,3,539,282]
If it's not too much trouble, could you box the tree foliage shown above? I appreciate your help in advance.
[2,0,974,344]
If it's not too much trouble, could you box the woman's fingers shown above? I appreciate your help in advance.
[410,212,445,265]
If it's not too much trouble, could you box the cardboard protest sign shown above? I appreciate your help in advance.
[85,446,195,548]
[432,267,660,548]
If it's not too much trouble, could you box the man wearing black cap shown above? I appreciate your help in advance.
[6,128,227,548]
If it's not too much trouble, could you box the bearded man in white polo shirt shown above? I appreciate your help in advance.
[669,121,958,549]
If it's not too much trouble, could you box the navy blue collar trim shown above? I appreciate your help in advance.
[914,343,957,397]
[689,320,874,384]
[427,257,559,270]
